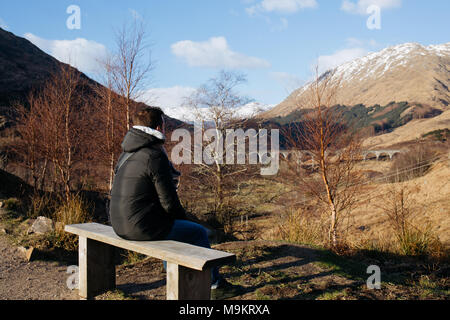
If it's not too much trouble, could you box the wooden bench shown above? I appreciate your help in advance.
[65,223,236,300]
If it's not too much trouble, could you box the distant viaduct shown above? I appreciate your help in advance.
[276,149,403,162]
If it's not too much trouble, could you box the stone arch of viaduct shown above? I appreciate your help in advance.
[275,150,403,162]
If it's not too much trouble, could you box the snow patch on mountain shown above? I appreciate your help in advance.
[159,102,273,123]
[298,42,450,97]
[332,43,450,83]
[263,41,450,118]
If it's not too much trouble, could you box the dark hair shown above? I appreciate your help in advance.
[132,107,164,129]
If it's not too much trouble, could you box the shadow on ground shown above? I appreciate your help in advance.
[96,240,449,300]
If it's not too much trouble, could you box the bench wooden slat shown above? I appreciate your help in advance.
[65,223,235,271]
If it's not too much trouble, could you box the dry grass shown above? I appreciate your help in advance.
[52,193,93,250]
[349,160,450,247]
[375,184,445,257]
[274,209,328,246]
[53,194,91,228]
[1,198,22,212]
[388,145,438,182]
[26,193,56,219]
[260,146,450,260]
[363,110,450,149]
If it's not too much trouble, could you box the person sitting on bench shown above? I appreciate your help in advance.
[109,107,237,295]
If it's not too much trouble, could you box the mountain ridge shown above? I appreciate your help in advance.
[0,27,184,130]
[0,28,61,107]
[263,42,450,118]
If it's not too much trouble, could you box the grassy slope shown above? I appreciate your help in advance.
[99,240,450,300]
[1,200,448,300]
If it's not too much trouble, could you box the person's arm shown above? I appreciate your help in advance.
[168,160,181,190]
[149,152,187,220]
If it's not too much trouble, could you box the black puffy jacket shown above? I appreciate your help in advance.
[109,128,186,241]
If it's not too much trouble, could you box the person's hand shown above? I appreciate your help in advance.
[173,178,180,190]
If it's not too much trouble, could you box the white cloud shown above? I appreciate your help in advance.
[315,37,382,74]
[317,47,368,74]
[341,0,402,15]
[0,18,8,30]
[139,86,196,108]
[137,86,272,122]
[345,37,378,48]
[137,86,197,122]
[246,0,318,15]
[24,33,109,74]
[171,36,271,69]
[270,71,303,92]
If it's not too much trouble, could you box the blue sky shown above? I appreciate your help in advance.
[0,0,449,120]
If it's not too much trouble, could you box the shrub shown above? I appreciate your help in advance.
[26,193,56,219]
[275,209,327,246]
[388,145,436,182]
[52,193,93,251]
[54,194,91,228]
[2,197,22,211]
[422,129,450,142]
[396,226,431,257]
[379,186,444,258]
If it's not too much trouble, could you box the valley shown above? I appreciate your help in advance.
[0,26,448,301]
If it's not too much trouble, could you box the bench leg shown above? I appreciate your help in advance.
[166,263,211,300]
[78,236,116,299]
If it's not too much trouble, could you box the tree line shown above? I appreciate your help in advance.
[13,20,152,201]
[10,21,367,250]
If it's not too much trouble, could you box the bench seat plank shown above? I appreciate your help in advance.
[65,223,235,271]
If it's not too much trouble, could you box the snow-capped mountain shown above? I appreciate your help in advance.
[263,42,450,118]
[160,101,273,123]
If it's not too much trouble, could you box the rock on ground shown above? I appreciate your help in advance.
[28,217,54,235]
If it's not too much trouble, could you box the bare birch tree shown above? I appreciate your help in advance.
[92,19,154,192]
[114,19,153,130]
[94,56,127,191]
[282,67,363,249]
[182,70,256,231]
[15,93,47,191]
[15,64,92,199]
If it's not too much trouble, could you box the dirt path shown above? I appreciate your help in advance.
[0,231,168,300]
[0,230,346,301]
[0,234,356,300]
[0,235,79,300]
[0,232,448,300]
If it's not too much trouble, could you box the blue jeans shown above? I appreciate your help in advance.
[163,220,222,286]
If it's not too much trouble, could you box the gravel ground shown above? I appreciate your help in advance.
[0,235,79,300]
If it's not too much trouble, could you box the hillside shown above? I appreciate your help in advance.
[268,101,444,140]
[0,228,448,300]
[0,28,61,107]
[264,42,450,119]
[0,28,448,303]
[0,27,184,131]
[363,109,450,149]
[0,27,100,131]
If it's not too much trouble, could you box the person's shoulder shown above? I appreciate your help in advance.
[143,145,169,167]
[139,145,163,157]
